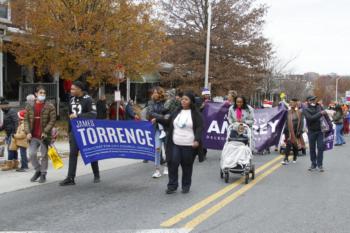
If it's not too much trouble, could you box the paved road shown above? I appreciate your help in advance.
[0,137,349,233]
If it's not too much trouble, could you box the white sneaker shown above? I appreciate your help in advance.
[159,130,166,139]
[281,160,289,165]
[292,160,296,164]
[163,167,168,175]
[152,170,162,178]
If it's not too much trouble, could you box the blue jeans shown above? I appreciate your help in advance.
[19,147,28,169]
[335,124,345,145]
[154,130,162,167]
[6,137,18,161]
[307,131,324,168]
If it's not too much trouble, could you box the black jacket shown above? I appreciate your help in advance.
[0,108,18,137]
[69,94,96,132]
[96,100,107,119]
[157,107,203,163]
[303,104,323,132]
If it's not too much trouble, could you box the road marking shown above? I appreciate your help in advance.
[183,162,283,231]
[160,155,283,228]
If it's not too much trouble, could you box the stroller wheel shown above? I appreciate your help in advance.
[220,169,224,179]
[224,171,229,183]
[245,172,249,184]
[251,165,255,180]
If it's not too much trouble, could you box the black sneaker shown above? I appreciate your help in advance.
[30,171,41,182]
[16,168,28,172]
[94,176,101,183]
[59,177,76,186]
[308,166,317,171]
[38,174,46,183]
[318,167,325,172]
[301,148,306,155]
[166,189,176,194]
[181,188,190,194]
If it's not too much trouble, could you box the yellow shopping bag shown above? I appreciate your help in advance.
[48,145,64,170]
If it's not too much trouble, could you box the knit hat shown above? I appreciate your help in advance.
[202,88,211,96]
[18,110,26,120]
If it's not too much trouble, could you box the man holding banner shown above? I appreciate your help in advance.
[60,81,100,186]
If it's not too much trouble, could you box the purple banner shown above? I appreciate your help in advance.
[202,103,287,151]
[324,129,334,151]
[253,105,287,152]
[202,102,230,150]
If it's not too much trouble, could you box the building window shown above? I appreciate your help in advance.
[0,0,8,19]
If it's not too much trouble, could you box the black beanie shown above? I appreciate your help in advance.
[72,81,86,91]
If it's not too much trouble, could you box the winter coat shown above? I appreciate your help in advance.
[333,111,344,125]
[157,107,203,163]
[0,108,18,137]
[125,103,136,120]
[228,105,255,127]
[147,100,167,120]
[303,104,323,132]
[24,102,56,140]
[13,121,29,148]
[96,100,108,119]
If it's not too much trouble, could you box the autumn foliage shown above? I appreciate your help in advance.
[160,0,272,96]
[7,0,167,85]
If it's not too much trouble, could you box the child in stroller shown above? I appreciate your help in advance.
[220,123,255,184]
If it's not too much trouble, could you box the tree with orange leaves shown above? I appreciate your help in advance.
[7,0,166,85]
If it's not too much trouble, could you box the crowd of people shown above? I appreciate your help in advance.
[0,82,349,194]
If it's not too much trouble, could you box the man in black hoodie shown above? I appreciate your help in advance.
[303,96,327,172]
[59,81,100,186]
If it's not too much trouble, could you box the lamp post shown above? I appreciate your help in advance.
[335,77,342,103]
[114,65,124,121]
[204,2,212,89]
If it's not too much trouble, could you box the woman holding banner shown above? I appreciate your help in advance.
[228,96,254,127]
[155,91,203,194]
[148,87,168,178]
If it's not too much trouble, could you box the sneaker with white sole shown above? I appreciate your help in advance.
[163,167,168,175]
[159,130,166,139]
[281,160,289,165]
[292,160,296,164]
[152,170,162,178]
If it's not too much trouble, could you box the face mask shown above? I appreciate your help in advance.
[310,103,316,107]
[37,96,46,102]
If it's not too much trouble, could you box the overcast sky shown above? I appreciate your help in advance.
[258,0,350,75]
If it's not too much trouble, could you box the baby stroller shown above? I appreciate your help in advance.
[220,123,255,184]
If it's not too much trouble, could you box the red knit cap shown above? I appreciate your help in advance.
[18,110,26,120]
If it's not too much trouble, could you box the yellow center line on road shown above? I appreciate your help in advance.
[183,162,283,231]
[160,155,283,228]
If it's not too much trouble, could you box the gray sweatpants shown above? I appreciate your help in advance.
[29,138,48,173]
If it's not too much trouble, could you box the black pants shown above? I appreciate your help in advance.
[307,131,324,168]
[167,145,195,191]
[68,133,100,179]
[284,140,299,161]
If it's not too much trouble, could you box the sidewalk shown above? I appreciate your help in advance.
[0,141,140,195]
